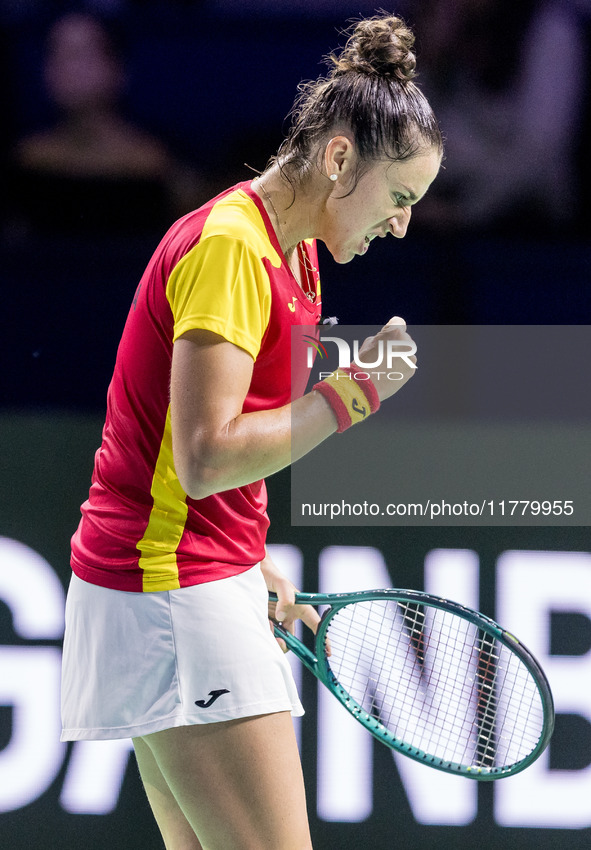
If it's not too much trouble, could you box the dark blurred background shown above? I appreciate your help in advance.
[1,0,590,410]
[1,2,591,848]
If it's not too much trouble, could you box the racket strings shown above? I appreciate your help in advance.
[324,599,545,770]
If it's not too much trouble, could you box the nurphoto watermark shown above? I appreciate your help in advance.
[291,324,591,527]
[305,332,416,383]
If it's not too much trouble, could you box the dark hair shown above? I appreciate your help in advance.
[275,14,442,183]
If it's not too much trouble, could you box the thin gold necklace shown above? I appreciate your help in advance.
[257,179,317,301]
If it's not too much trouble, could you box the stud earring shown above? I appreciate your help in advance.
[329,173,338,182]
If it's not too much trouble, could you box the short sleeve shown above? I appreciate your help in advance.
[166,234,272,360]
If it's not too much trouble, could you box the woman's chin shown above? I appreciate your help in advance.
[326,243,358,265]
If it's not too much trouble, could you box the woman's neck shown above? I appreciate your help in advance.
[253,167,322,261]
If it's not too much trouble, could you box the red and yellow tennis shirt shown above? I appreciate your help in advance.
[71,181,321,591]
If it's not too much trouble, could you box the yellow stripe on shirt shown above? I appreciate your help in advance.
[138,406,188,591]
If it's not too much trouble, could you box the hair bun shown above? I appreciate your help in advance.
[330,15,416,82]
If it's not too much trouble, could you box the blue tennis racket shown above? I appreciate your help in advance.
[270,588,554,780]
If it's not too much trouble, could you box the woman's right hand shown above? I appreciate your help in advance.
[355,316,417,402]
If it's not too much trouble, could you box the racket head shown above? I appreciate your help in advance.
[306,589,554,780]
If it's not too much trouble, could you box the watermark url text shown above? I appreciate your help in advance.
[300,499,574,521]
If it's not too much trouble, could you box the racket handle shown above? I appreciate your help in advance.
[272,621,319,672]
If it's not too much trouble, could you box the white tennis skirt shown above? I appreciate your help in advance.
[61,565,304,741]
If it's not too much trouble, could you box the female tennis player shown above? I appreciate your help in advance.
[61,13,442,850]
